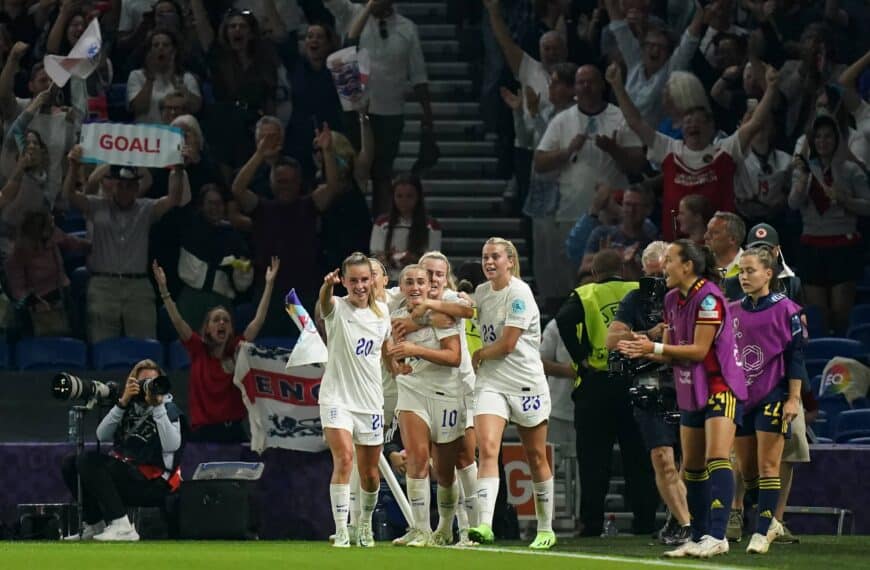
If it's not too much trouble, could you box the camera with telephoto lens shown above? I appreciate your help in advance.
[51,373,171,406]
[51,373,120,407]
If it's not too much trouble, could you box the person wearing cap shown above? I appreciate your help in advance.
[722,223,802,303]
[64,145,188,343]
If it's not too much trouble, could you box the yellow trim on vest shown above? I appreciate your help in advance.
[572,280,639,388]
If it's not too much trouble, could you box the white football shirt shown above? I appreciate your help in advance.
[319,297,391,413]
[473,277,548,395]
[391,306,462,396]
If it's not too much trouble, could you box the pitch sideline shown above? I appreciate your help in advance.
[461,545,754,570]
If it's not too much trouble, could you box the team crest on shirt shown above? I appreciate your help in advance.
[511,299,526,315]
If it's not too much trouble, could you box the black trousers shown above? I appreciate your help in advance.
[573,372,658,535]
[61,452,170,525]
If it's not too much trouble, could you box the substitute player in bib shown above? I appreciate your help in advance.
[731,248,806,554]
[466,237,555,549]
[318,252,396,548]
[387,264,464,547]
[618,240,747,559]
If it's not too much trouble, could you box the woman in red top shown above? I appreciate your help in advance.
[153,256,280,442]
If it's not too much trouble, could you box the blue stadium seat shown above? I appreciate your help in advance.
[805,338,866,361]
[849,305,870,328]
[60,209,86,233]
[805,358,830,380]
[814,436,834,444]
[255,336,298,349]
[803,305,825,338]
[834,409,870,443]
[847,324,870,353]
[0,342,9,369]
[233,303,256,332]
[844,436,870,444]
[816,396,852,438]
[810,374,823,397]
[15,337,88,371]
[157,306,178,343]
[168,340,191,371]
[91,337,164,371]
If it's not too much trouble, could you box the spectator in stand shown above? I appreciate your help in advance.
[158,91,187,124]
[676,193,714,245]
[329,0,433,216]
[0,49,78,199]
[154,256,279,443]
[838,49,870,169]
[369,173,441,283]
[283,22,344,183]
[598,0,667,64]
[0,97,52,242]
[190,0,281,167]
[231,124,342,336]
[564,183,624,271]
[127,29,202,124]
[64,145,187,342]
[607,61,781,240]
[704,211,746,278]
[533,64,645,299]
[0,1,43,46]
[658,71,710,139]
[603,0,704,126]
[177,184,252,328]
[788,113,870,335]
[229,116,285,226]
[44,2,114,121]
[5,210,89,337]
[581,185,658,279]
[484,0,567,211]
[733,101,792,230]
[318,113,373,274]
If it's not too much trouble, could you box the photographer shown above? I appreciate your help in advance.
[555,249,656,537]
[605,241,691,546]
[61,360,182,542]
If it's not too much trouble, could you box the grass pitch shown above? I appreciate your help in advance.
[1,536,869,570]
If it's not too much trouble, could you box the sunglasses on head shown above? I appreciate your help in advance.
[225,8,256,23]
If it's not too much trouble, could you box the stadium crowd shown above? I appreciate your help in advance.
[0,0,868,556]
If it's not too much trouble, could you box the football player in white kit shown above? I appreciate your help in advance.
[408,251,480,545]
[386,264,464,547]
[467,237,556,549]
[318,252,396,548]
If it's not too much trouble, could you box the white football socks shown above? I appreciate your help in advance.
[476,477,500,528]
[457,463,479,527]
[435,482,458,535]
[406,476,431,532]
[534,478,554,533]
[330,483,350,532]
[359,487,378,526]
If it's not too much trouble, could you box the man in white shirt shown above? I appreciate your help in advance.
[532,65,645,300]
[325,0,433,215]
[484,0,567,211]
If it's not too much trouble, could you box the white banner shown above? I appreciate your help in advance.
[233,341,326,454]
[43,18,102,87]
[80,123,183,168]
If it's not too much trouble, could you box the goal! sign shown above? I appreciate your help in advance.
[80,123,183,168]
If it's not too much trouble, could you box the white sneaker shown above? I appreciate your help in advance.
[64,521,105,541]
[392,529,415,546]
[663,539,701,558]
[746,532,770,554]
[406,529,431,547]
[93,516,139,542]
[694,535,729,558]
[766,517,784,543]
[357,522,375,547]
[333,527,351,548]
[431,529,453,546]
